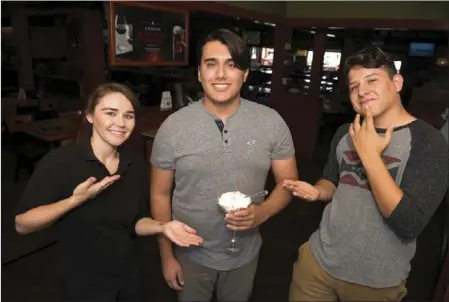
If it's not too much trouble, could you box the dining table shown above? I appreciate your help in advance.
[19,116,82,147]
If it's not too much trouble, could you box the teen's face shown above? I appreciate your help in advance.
[198,41,248,104]
[348,66,403,117]
[86,92,135,147]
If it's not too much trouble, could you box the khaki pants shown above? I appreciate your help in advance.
[289,242,407,301]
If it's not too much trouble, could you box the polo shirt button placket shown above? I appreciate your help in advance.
[223,129,229,147]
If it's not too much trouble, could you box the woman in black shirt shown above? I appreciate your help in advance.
[15,83,203,301]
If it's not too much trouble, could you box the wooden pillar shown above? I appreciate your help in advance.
[80,9,106,100]
[269,23,293,108]
[299,30,327,159]
[270,26,329,160]
[308,30,327,100]
[338,34,356,92]
[269,24,309,158]
[9,2,35,92]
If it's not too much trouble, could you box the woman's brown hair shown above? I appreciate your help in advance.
[85,82,139,115]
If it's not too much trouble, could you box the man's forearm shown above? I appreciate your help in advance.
[259,182,293,223]
[361,153,403,217]
[314,179,336,201]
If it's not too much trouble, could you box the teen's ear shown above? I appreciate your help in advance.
[392,73,404,93]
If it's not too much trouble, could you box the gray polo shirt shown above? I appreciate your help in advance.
[151,98,295,270]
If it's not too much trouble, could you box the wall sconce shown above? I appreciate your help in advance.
[436,57,448,66]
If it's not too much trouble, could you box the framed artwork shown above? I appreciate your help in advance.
[108,1,189,66]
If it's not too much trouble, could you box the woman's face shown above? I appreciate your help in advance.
[86,92,136,148]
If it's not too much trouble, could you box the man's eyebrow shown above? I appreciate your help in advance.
[203,57,233,62]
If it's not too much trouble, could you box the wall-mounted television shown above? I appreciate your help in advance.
[409,42,435,57]
[108,1,189,66]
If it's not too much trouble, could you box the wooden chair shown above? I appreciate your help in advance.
[4,115,51,182]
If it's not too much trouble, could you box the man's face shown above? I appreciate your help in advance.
[198,41,248,105]
[348,66,403,117]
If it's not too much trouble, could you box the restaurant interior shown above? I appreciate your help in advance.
[2,1,448,301]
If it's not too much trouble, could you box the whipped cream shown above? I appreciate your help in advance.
[218,191,251,213]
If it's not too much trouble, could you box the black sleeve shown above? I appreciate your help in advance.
[321,124,350,186]
[133,162,150,231]
[386,124,449,240]
[15,149,67,216]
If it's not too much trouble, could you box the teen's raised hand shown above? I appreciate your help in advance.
[283,180,320,201]
[71,175,121,205]
[162,221,204,247]
[349,104,394,159]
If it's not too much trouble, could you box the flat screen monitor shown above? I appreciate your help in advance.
[409,42,435,57]
[307,50,341,71]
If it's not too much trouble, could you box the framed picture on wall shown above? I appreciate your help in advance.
[108,1,189,66]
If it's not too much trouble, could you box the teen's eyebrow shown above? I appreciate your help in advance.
[349,72,379,86]
[364,72,379,78]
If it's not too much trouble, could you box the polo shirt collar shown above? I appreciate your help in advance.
[79,139,133,170]
[200,97,246,121]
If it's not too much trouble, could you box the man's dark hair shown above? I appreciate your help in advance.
[197,29,250,71]
[344,46,398,82]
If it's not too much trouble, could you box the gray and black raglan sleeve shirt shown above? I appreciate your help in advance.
[309,119,449,288]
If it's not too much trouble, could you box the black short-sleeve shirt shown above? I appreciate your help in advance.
[15,141,149,280]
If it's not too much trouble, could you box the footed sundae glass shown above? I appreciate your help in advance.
[218,190,268,252]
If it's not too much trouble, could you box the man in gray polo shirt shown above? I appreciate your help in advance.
[150,29,297,301]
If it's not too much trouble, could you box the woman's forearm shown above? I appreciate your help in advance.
[134,217,164,236]
[15,196,81,234]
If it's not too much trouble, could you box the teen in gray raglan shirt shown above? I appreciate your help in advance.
[151,29,297,302]
[284,46,449,301]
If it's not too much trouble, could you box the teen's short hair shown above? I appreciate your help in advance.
[197,29,250,71]
[344,46,398,82]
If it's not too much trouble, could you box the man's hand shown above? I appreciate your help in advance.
[162,256,184,291]
[225,204,266,231]
[349,104,394,159]
[71,175,120,205]
[162,220,204,247]
[283,180,320,201]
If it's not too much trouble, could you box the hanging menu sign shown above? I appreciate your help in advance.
[109,1,189,66]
